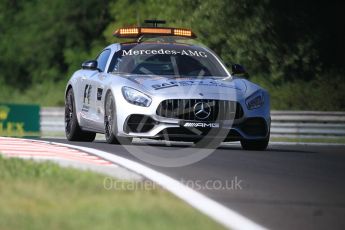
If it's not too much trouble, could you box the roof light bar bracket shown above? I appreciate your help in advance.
[144,19,166,28]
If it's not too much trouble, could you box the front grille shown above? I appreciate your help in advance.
[156,99,243,122]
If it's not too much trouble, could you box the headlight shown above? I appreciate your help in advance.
[122,87,152,107]
[246,90,264,110]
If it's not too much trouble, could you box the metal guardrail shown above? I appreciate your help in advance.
[271,111,345,138]
[40,107,345,138]
[40,107,65,132]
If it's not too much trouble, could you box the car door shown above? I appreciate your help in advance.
[84,49,112,132]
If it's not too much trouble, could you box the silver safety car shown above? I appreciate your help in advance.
[65,21,270,150]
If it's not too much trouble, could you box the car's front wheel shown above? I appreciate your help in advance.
[104,91,132,145]
[65,88,96,142]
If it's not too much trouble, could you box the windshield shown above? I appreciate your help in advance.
[108,43,229,77]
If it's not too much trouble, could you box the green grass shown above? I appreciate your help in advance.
[0,80,66,107]
[0,156,224,230]
[251,75,345,111]
[270,137,345,144]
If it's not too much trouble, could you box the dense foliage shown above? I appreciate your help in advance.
[0,0,344,109]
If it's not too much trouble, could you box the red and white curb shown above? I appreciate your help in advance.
[0,137,112,166]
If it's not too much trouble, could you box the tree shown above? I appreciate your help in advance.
[0,0,109,88]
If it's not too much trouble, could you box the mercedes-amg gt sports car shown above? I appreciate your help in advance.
[65,21,270,150]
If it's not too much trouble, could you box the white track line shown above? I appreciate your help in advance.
[47,141,267,230]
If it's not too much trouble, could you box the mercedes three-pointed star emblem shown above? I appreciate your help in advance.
[194,102,211,120]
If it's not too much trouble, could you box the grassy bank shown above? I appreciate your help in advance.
[270,137,345,144]
[0,156,224,230]
[0,81,66,107]
[251,74,345,111]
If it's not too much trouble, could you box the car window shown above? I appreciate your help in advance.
[108,44,229,77]
[96,49,111,72]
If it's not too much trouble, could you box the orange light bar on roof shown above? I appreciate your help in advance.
[113,27,196,39]
[173,29,192,37]
[141,28,172,34]
[117,28,139,36]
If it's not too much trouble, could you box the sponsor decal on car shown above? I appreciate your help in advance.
[183,122,220,128]
[97,88,103,101]
[122,49,208,58]
[152,80,239,90]
[83,84,92,104]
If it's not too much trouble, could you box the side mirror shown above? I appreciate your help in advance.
[81,60,99,71]
[231,64,247,76]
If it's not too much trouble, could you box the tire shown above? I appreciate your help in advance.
[104,91,132,145]
[65,88,96,142]
[240,137,269,151]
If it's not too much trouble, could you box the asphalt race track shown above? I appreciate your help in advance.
[42,138,345,230]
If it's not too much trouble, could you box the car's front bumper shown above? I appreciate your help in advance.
[115,92,270,142]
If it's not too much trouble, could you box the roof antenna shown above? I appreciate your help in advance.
[144,19,166,28]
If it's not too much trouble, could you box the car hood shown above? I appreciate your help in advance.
[114,74,247,99]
